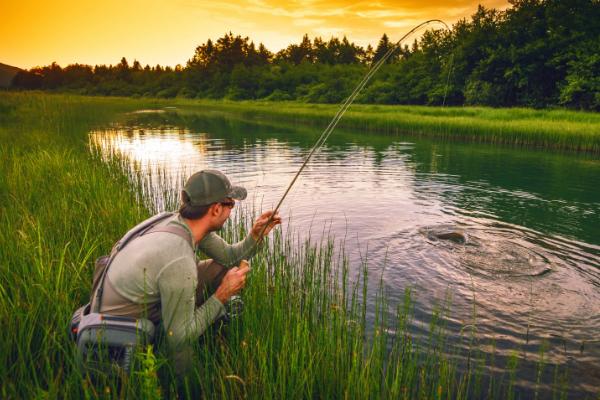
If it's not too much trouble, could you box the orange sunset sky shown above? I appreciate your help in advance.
[3,0,509,69]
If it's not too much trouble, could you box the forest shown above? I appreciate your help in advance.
[10,0,600,110]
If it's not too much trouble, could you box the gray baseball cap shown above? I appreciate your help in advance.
[182,170,247,206]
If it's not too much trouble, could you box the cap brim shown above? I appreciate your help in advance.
[227,185,247,200]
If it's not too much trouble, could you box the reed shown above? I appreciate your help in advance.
[0,92,161,397]
[179,99,600,153]
[0,92,575,398]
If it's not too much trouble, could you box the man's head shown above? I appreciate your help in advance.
[179,170,247,230]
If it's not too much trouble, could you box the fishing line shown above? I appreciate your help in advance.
[442,52,455,107]
[257,19,450,238]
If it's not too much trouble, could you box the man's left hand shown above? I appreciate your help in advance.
[250,210,282,240]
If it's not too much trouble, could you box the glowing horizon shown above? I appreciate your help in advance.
[3,0,509,70]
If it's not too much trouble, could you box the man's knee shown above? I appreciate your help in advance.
[196,259,227,305]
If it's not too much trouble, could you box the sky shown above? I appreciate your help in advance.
[2,0,509,69]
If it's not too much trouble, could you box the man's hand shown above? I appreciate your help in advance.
[250,210,282,241]
[215,260,250,304]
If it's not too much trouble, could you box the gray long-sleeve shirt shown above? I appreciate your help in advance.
[98,213,257,373]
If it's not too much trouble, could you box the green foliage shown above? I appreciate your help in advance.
[357,81,398,104]
[133,345,162,400]
[464,79,505,106]
[10,1,600,110]
[187,98,600,153]
[559,41,600,110]
[264,89,293,101]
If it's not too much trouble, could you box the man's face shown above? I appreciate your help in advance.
[212,197,235,231]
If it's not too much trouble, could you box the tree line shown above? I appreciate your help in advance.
[11,0,600,110]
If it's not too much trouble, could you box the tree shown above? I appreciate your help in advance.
[337,36,363,64]
[117,57,131,82]
[363,44,374,64]
[188,38,215,69]
[10,1,600,110]
[312,37,332,64]
[12,70,43,89]
[560,41,600,110]
[257,43,273,65]
[276,34,314,64]
[373,34,397,64]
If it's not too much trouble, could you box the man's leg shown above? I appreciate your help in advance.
[196,259,234,342]
[195,259,227,306]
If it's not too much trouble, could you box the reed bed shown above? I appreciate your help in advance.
[182,99,600,153]
[0,92,574,398]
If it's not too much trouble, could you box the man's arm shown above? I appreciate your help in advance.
[197,232,257,268]
[157,257,226,373]
[157,257,250,375]
[197,210,282,267]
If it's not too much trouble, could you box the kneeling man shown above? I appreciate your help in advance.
[92,169,281,374]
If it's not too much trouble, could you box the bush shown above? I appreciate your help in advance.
[559,50,600,111]
[176,87,196,99]
[357,81,397,104]
[264,89,293,101]
[464,79,504,106]
[156,87,178,98]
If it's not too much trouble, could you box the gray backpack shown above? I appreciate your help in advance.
[70,212,192,378]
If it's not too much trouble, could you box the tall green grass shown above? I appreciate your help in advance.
[0,92,577,398]
[0,92,163,397]
[176,99,600,153]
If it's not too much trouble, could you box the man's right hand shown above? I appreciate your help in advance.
[214,260,250,304]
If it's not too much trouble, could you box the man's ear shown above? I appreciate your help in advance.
[209,203,221,216]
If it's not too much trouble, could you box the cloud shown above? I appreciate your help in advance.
[176,0,510,52]
[382,19,423,28]
[356,10,407,18]
[313,27,347,37]
[294,18,326,27]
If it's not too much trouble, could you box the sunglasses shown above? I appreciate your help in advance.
[220,200,235,209]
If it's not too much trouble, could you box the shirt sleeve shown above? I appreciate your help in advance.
[197,232,258,267]
[157,256,226,374]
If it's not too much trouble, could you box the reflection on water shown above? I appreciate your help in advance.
[90,111,600,396]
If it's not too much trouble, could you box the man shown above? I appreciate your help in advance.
[92,169,281,374]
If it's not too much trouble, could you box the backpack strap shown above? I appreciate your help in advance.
[144,224,194,249]
[92,212,192,313]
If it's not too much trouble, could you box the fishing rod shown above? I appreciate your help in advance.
[256,19,450,239]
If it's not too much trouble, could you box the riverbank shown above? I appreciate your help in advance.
[191,100,600,153]
[179,99,600,153]
[0,92,574,398]
[6,92,600,152]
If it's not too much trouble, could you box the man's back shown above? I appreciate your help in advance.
[96,214,196,323]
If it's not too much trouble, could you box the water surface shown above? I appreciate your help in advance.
[90,109,600,396]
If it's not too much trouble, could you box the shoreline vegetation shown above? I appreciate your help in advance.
[0,92,584,398]
[6,91,599,153]
[183,99,600,153]
[8,2,600,111]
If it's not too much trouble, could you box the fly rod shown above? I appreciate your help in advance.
[256,19,450,239]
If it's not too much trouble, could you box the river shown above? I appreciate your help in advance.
[90,108,600,397]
